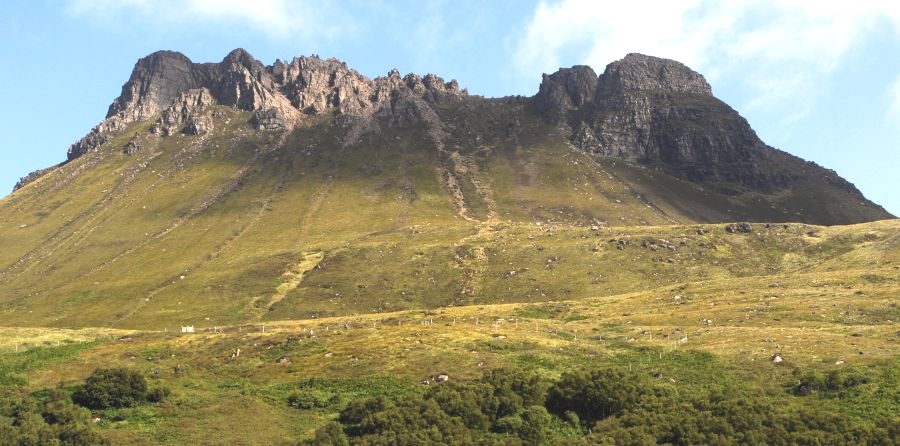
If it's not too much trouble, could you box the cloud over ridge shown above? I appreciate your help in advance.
[65,0,343,40]
[514,0,900,117]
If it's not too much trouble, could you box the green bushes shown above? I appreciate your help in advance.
[339,396,390,425]
[288,389,340,410]
[73,367,167,409]
[146,386,171,403]
[0,367,167,444]
[591,394,900,445]
[793,368,869,396]
[302,421,349,446]
[515,405,552,444]
[331,369,554,445]
[326,367,898,445]
[355,398,475,445]
[0,390,108,445]
[546,368,645,423]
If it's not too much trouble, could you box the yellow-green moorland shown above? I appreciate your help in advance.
[1,108,897,444]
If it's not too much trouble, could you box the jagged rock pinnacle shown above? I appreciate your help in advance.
[66,48,465,160]
[106,50,202,122]
[533,65,598,124]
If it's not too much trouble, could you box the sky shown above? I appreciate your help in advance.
[1,0,898,216]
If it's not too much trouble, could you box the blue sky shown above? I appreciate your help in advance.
[2,0,898,216]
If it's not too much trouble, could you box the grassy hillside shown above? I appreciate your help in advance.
[1,106,894,330]
[1,237,897,443]
[0,105,897,444]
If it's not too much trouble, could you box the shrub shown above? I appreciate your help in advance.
[339,396,391,425]
[146,386,171,403]
[329,366,898,445]
[476,368,549,421]
[518,405,552,445]
[425,383,489,429]
[493,414,523,435]
[73,368,150,409]
[356,398,475,445]
[546,368,646,423]
[302,421,349,446]
[0,391,108,445]
[492,406,551,445]
[41,389,87,425]
[288,389,337,410]
[794,369,869,396]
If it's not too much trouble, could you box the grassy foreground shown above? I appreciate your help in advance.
[1,234,897,443]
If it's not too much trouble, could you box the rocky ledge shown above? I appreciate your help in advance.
[67,48,465,160]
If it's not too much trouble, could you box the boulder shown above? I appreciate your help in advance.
[250,108,284,131]
[122,140,141,154]
[725,222,752,233]
[184,114,213,135]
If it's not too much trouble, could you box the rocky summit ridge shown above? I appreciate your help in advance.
[13,48,892,225]
[66,48,463,160]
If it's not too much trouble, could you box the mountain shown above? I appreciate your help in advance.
[0,49,893,329]
[1,49,898,445]
[18,50,891,223]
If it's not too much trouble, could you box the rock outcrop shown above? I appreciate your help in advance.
[596,53,711,96]
[533,54,796,191]
[67,48,464,160]
[152,87,217,136]
[249,108,284,131]
[12,166,57,191]
[106,50,206,123]
[533,65,598,124]
[47,48,887,225]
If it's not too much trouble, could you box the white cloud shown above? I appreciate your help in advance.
[64,0,343,40]
[890,75,900,121]
[514,0,900,119]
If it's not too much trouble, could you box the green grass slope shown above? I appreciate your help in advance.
[0,106,897,329]
[0,105,897,444]
[0,247,896,443]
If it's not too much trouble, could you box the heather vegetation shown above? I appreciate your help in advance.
[0,390,108,446]
[0,306,894,444]
[304,367,898,445]
[73,367,169,410]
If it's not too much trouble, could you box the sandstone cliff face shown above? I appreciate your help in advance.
[152,87,216,136]
[67,49,463,160]
[106,50,205,123]
[534,54,796,191]
[597,53,711,95]
[534,65,598,124]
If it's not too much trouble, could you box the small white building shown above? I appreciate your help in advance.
[181,325,195,333]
